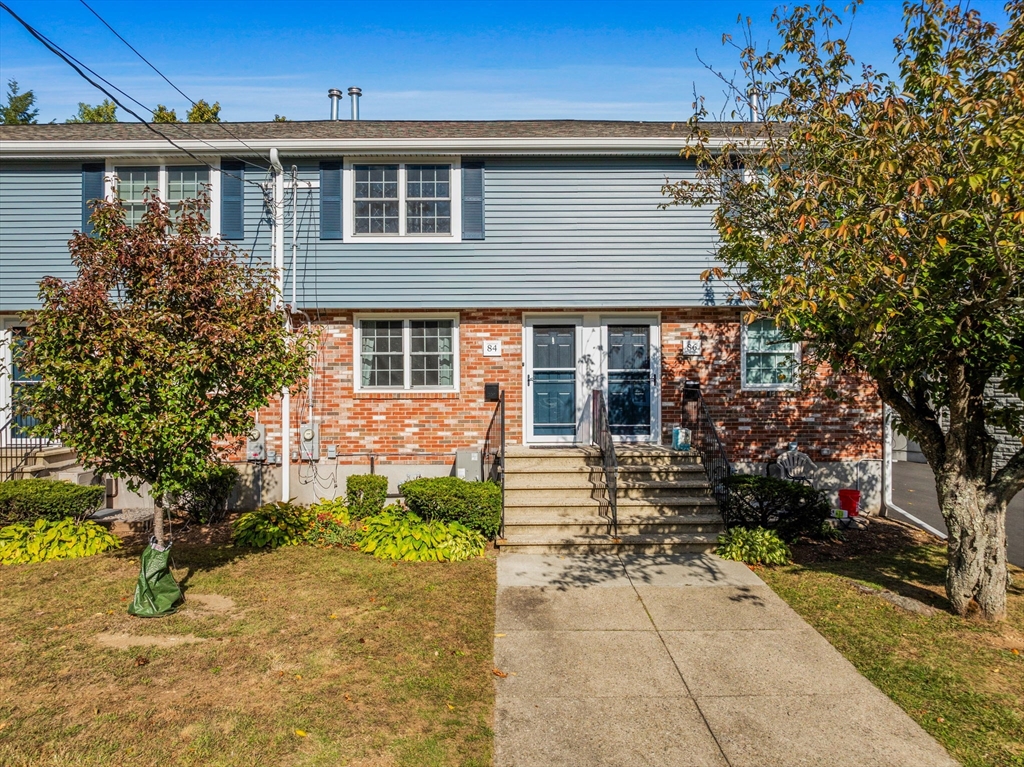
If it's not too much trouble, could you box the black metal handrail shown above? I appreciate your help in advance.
[483,391,505,537]
[591,389,618,536]
[1,414,49,482]
[680,382,731,523]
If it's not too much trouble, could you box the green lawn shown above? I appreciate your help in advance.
[759,518,1024,767]
[0,533,496,767]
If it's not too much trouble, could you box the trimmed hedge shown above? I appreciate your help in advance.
[346,474,388,519]
[723,474,831,542]
[0,479,106,526]
[399,477,501,539]
[174,463,239,524]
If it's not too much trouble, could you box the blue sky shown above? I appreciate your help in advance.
[0,0,1011,123]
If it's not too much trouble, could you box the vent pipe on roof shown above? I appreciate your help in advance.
[328,88,342,121]
[348,87,362,120]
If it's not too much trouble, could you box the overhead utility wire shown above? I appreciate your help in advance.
[0,2,275,186]
[78,0,273,165]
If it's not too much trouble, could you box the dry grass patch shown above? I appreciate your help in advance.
[758,517,1024,767]
[0,535,496,766]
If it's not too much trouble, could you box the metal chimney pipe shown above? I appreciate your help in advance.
[348,87,362,120]
[328,88,342,121]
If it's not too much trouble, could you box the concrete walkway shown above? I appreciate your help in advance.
[494,552,959,767]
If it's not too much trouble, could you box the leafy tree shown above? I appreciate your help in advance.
[1,79,38,124]
[151,104,178,123]
[187,99,221,123]
[273,114,288,122]
[66,99,117,123]
[21,194,313,545]
[664,0,1024,620]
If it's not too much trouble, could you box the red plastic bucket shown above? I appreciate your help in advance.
[838,489,861,516]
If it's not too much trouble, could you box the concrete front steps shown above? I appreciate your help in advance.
[497,445,726,554]
[3,445,91,483]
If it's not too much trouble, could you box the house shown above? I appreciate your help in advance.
[0,114,884,546]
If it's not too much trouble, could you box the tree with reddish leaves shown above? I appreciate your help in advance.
[22,192,312,545]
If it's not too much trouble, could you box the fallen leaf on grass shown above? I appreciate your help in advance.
[329,614,338,620]
[344,694,352,702]
[936,717,946,723]
[295,729,307,737]
[134,656,149,667]
[294,674,302,680]
[492,668,508,678]
[1012,648,1020,655]
[447,703,454,710]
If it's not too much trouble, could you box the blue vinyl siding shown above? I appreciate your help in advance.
[0,163,82,311]
[1,156,723,310]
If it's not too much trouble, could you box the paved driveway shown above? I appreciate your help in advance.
[494,552,958,767]
[891,461,1024,567]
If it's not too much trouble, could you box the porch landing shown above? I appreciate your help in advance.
[497,445,725,554]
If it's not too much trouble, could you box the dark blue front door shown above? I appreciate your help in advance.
[531,326,576,437]
[607,325,652,437]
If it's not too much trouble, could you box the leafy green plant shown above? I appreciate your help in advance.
[0,518,121,565]
[304,499,357,548]
[723,474,831,542]
[0,479,106,526]
[232,501,313,549]
[346,474,388,519]
[399,477,501,539]
[174,463,239,524]
[715,526,791,566]
[819,520,847,542]
[358,510,485,562]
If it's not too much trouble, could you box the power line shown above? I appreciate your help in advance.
[0,1,276,187]
[78,0,273,165]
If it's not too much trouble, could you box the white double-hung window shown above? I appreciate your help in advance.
[355,315,459,391]
[109,163,218,232]
[741,317,800,391]
[345,159,461,242]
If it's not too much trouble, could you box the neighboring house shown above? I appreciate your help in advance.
[0,118,884,520]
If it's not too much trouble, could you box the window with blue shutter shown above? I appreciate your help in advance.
[462,161,484,240]
[320,161,343,239]
[81,163,105,235]
[220,160,244,239]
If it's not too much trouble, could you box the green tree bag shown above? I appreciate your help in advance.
[128,543,182,617]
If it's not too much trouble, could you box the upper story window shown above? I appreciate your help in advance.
[355,315,459,391]
[344,159,461,242]
[741,317,800,391]
[110,163,218,233]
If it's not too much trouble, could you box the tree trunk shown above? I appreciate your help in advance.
[938,475,1007,620]
[153,494,165,546]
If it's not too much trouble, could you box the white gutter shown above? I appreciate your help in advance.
[269,147,290,504]
[0,135,759,161]
[882,404,948,539]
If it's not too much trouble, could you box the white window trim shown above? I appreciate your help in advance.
[740,315,802,392]
[105,158,222,237]
[353,313,461,393]
[342,157,462,244]
[1,317,56,445]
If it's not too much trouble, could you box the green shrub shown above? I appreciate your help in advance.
[346,474,388,519]
[304,500,358,548]
[0,479,106,526]
[0,517,121,565]
[232,501,314,549]
[359,510,486,562]
[174,463,239,524]
[399,477,501,538]
[715,526,791,566]
[723,474,831,542]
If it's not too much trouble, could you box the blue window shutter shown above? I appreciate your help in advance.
[462,161,484,240]
[320,161,343,239]
[81,163,104,235]
[220,160,245,239]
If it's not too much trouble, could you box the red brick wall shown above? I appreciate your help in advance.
[239,308,880,466]
[660,307,882,463]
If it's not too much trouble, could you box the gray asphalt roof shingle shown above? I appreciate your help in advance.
[0,119,760,142]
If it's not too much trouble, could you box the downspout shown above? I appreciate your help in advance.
[270,148,290,503]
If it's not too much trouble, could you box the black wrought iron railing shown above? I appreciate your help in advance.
[680,382,732,523]
[1,414,48,482]
[483,390,506,537]
[591,389,618,537]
